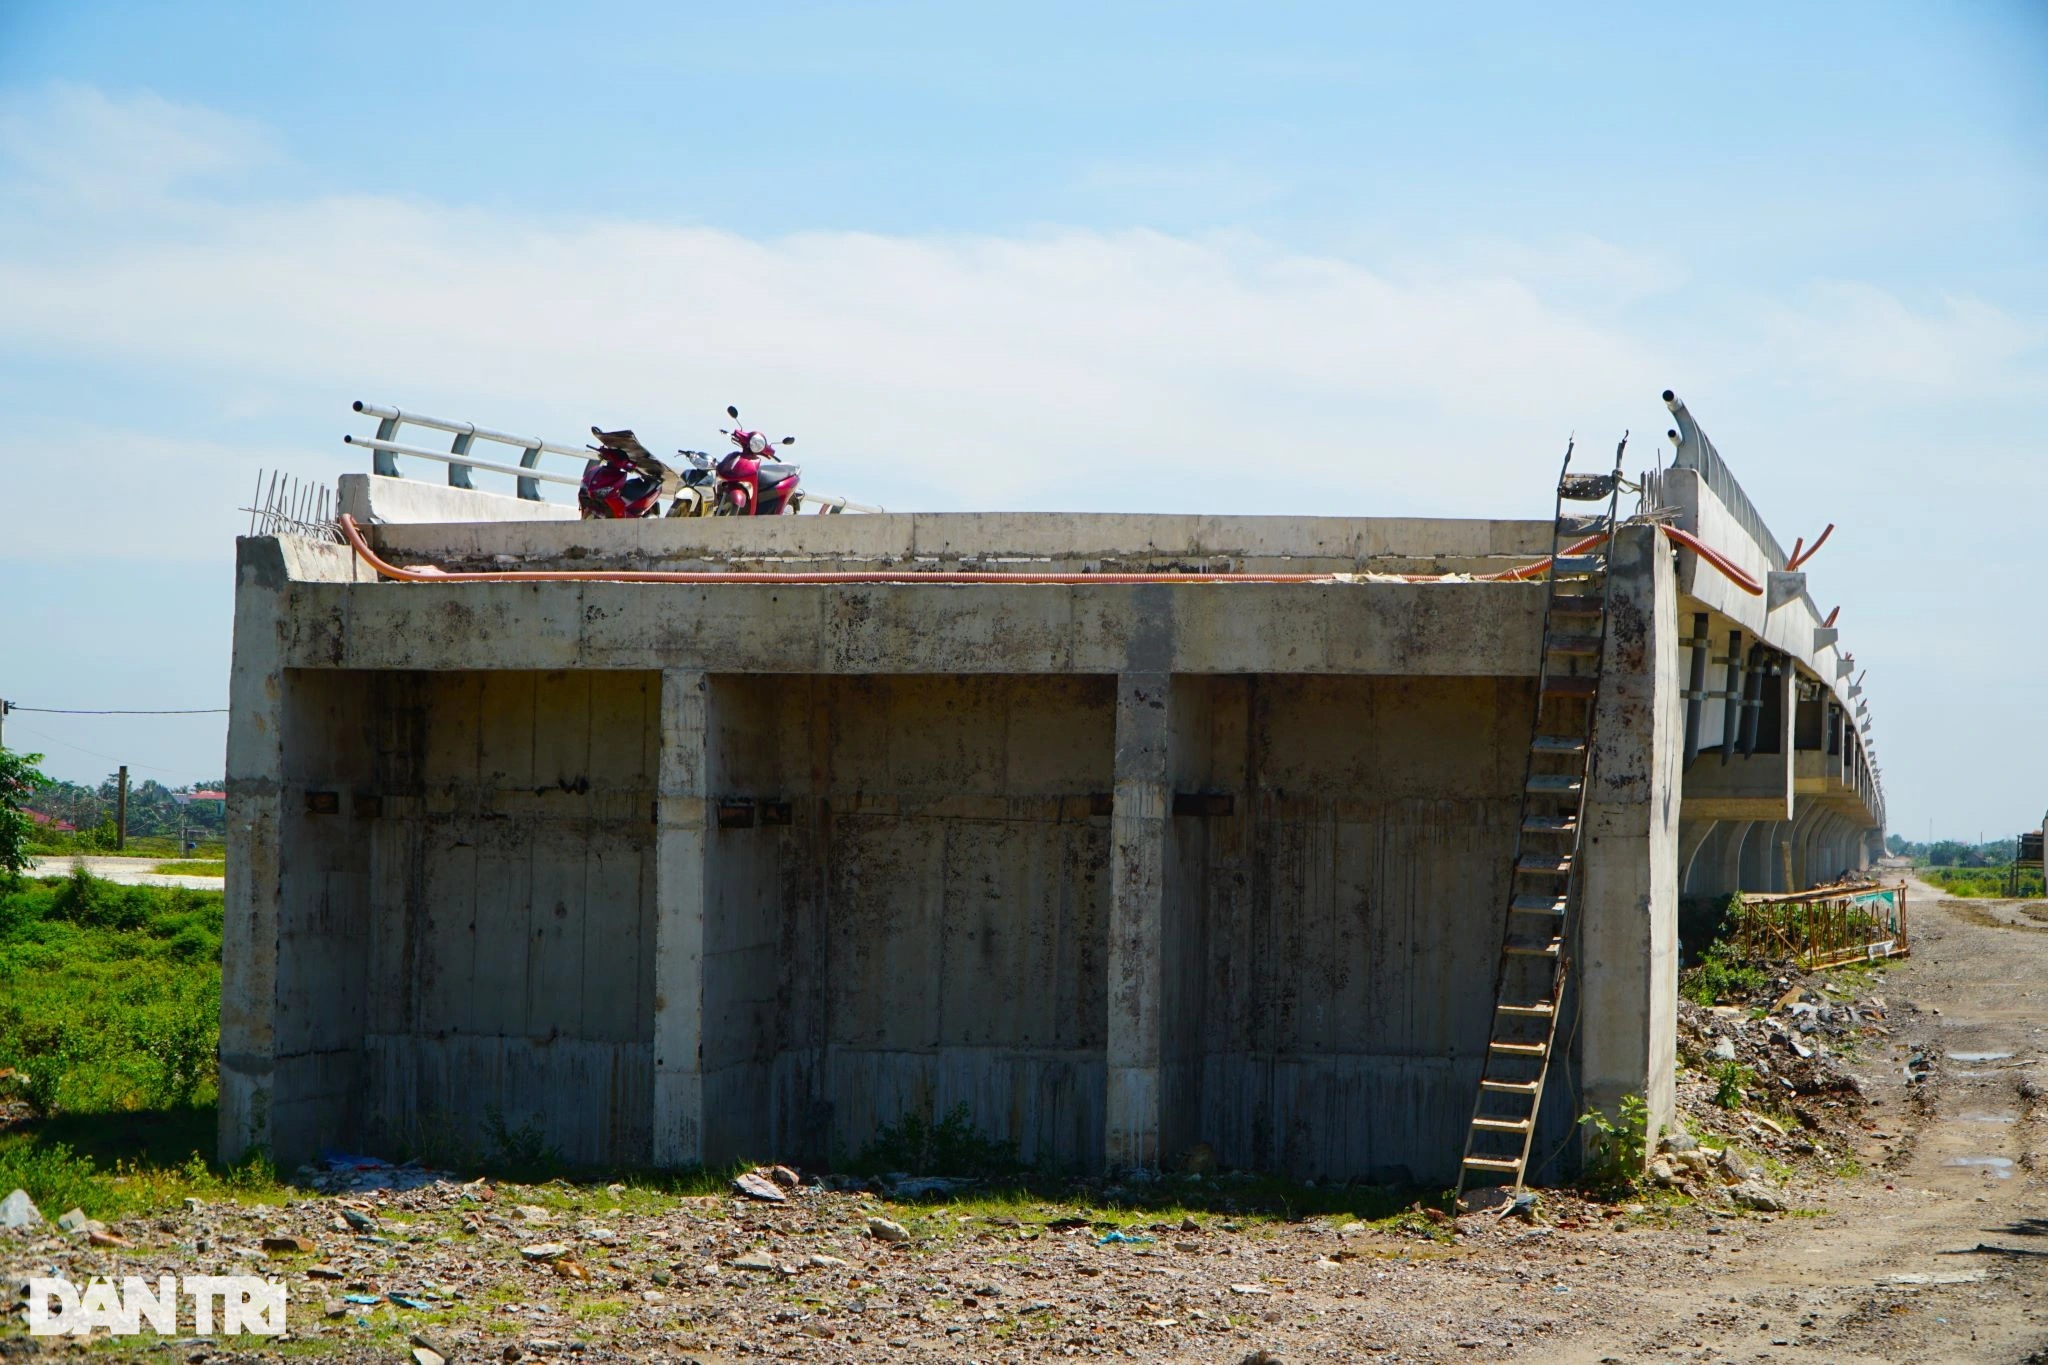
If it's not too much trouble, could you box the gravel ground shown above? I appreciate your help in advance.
[3,877,2044,1363]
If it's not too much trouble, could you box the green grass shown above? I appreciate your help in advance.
[0,870,222,1113]
[1918,865,2043,899]
[151,859,227,876]
[0,869,293,1218]
[27,835,226,860]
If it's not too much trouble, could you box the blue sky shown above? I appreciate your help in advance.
[0,2,2042,839]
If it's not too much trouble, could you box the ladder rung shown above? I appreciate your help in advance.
[1544,633,1603,655]
[1489,1041,1548,1057]
[1515,855,1570,874]
[1530,736,1587,754]
[1495,1002,1556,1018]
[1510,894,1567,915]
[1548,594,1606,614]
[1542,676,1599,697]
[1504,940,1562,958]
[1551,555,1606,576]
[1471,1116,1532,1134]
[1480,1078,1542,1095]
[1525,775,1582,793]
[1462,1156,1523,1172]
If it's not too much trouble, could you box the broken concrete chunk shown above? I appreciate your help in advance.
[1730,1181,1788,1213]
[768,1164,801,1189]
[519,1242,572,1261]
[731,1249,779,1271]
[1718,1148,1754,1182]
[867,1216,911,1243]
[0,1190,41,1229]
[733,1172,788,1204]
[56,1208,89,1234]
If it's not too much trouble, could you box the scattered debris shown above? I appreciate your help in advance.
[733,1171,788,1204]
[0,1189,41,1229]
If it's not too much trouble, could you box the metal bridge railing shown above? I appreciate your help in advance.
[342,400,882,512]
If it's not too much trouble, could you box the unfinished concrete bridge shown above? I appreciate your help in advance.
[221,391,1885,1184]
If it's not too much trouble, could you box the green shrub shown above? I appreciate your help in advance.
[1577,1093,1650,1194]
[1711,1060,1753,1109]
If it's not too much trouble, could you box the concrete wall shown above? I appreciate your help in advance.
[223,637,661,1164]
[1160,674,1532,1181]
[338,473,581,524]
[224,517,1693,1178]
[696,673,1116,1170]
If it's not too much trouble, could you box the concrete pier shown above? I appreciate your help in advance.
[222,458,1885,1181]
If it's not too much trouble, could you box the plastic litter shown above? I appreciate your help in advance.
[1096,1230,1155,1246]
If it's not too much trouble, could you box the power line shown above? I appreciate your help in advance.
[5,706,228,715]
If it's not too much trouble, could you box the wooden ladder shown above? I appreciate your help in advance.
[1456,434,1628,1195]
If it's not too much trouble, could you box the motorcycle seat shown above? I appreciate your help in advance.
[756,462,798,483]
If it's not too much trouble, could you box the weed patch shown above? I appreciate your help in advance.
[1680,940,1773,1006]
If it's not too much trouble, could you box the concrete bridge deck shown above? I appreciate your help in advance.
[223,437,1883,1182]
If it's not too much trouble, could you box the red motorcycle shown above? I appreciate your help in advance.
[580,428,675,518]
[713,405,802,515]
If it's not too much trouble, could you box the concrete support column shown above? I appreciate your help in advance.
[220,541,288,1163]
[1677,819,1717,895]
[1577,525,1680,1148]
[1714,820,1752,895]
[1106,671,1170,1172]
[652,669,712,1168]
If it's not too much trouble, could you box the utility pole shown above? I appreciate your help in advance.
[0,697,9,751]
[116,764,129,852]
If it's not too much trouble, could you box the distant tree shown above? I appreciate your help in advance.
[1928,840,1969,868]
[1885,833,1907,855]
[0,746,50,876]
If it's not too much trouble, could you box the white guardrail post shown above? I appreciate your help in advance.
[343,401,882,512]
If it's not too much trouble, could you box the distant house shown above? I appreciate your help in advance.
[174,790,227,809]
[24,810,76,833]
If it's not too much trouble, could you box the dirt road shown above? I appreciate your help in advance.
[25,853,224,890]
[1522,877,2048,1363]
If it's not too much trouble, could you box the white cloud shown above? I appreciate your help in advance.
[1756,279,2045,396]
[1,86,2045,834]
[0,83,271,208]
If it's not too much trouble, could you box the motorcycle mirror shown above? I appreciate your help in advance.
[781,436,796,446]
[727,405,740,420]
